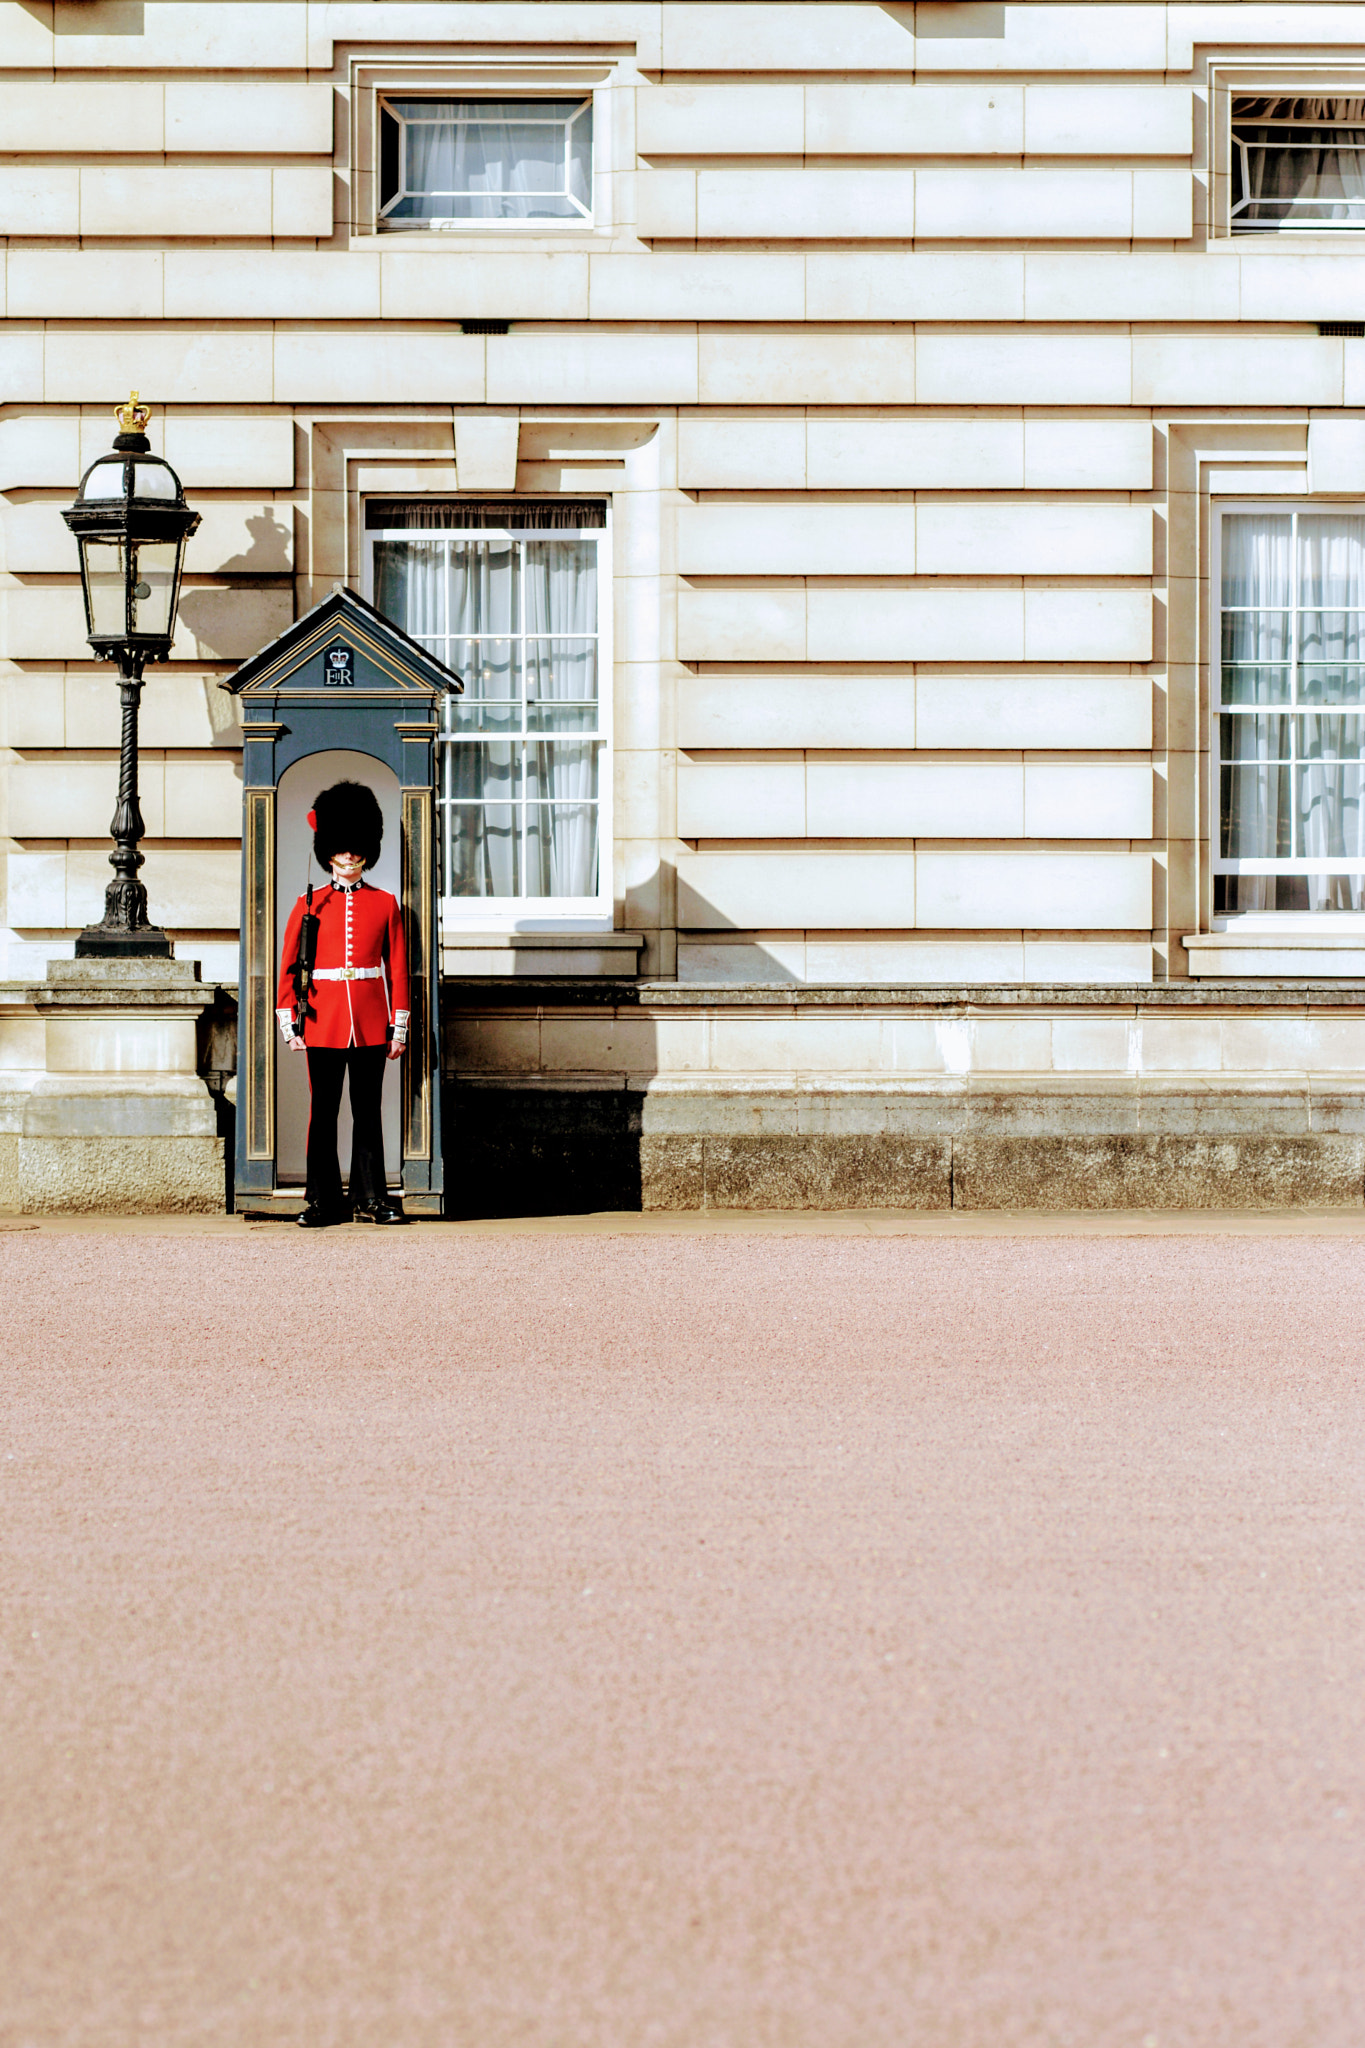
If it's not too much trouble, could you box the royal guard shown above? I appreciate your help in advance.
[276,781,409,1227]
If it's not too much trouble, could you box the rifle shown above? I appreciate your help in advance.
[289,882,320,1040]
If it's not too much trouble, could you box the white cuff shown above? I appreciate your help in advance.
[276,1007,298,1044]
[391,1008,409,1042]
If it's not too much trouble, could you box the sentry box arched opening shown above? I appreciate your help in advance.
[224,587,462,1217]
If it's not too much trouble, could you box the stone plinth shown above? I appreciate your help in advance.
[15,961,224,1214]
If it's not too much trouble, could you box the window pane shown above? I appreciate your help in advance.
[1298,513,1365,604]
[1232,98,1365,228]
[374,538,448,641]
[1297,661,1365,705]
[1222,513,1292,607]
[1221,761,1293,858]
[524,804,598,896]
[1216,873,1365,912]
[1221,662,1292,705]
[1300,713,1365,759]
[448,741,520,801]
[448,538,516,638]
[449,804,518,897]
[384,98,591,221]
[524,638,598,729]
[1220,713,1291,759]
[448,636,518,728]
[1221,614,1291,666]
[1297,762,1365,857]
[524,740,599,803]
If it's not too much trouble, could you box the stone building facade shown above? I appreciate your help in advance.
[5,0,1365,1209]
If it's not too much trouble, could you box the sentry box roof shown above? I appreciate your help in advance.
[224,586,463,701]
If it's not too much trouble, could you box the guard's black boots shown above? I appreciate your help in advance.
[353,1201,408,1225]
[297,1202,348,1228]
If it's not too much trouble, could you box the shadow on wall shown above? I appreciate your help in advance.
[443,1083,650,1220]
[178,510,293,659]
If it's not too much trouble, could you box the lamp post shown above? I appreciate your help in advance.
[61,392,201,957]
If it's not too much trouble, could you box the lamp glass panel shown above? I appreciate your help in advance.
[131,463,178,501]
[128,539,181,638]
[80,458,128,502]
[79,537,130,638]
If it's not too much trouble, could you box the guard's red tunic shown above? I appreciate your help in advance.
[276,880,408,1049]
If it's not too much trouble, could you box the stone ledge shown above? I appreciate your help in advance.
[446,978,1365,1012]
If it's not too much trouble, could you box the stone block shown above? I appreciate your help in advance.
[678,849,915,929]
[1023,761,1154,839]
[918,502,1152,578]
[916,852,1153,930]
[80,167,274,240]
[677,757,805,838]
[698,1133,952,1209]
[806,252,1024,322]
[806,760,1024,838]
[916,332,1130,405]
[699,331,915,406]
[637,83,804,155]
[677,416,806,490]
[18,1134,224,1213]
[677,582,806,662]
[916,168,1137,240]
[696,168,917,239]
[678,673,917,751]
[381,250,589,321]
[662,4,919,73]
[274,327,485,404]
[806,83,1022,154]
[1023,85,1193,154]
[0,167,79,236]
[677,500,916,577]
[916,675,1152,750]
[488,330,697,405]
[45,327,274,404]
[807,584,1024,663]
[807,414,1022,489]
[164,82,334,153]
[952,1134,1365,1211]
[913,4,1167,72]
[589,252,805,322]
[165,252,378,320]
[1133,335,1342,407]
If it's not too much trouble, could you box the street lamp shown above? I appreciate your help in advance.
[61,392,201,957]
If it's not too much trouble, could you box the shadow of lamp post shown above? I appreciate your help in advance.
[61,391,201,957]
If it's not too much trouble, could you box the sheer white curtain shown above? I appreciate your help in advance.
[401,102,590,220]
[1297,516,1365,899]
[373,527,600,901]
[523,538,598,896]
[1221,512,1365,911]
[1238,99,1365,226]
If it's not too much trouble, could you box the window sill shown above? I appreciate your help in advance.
[1186,930,1365,978]
[442,930,643,979]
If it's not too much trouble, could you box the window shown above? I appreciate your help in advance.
[1231,97,1365,231]
[377,97,592,226]
[367,502,609,917]
[1216,510,1365,913]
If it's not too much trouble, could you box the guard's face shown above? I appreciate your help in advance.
[330,850,365,882]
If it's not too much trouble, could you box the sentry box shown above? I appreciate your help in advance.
[224,587,462,1218]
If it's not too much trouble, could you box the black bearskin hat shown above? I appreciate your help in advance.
[310,781,383,870]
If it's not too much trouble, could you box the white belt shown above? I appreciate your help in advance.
[313,966,382,982]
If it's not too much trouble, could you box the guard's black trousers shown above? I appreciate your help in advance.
[305,1045,388,1211]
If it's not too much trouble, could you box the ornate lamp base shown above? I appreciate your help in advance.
[75,879,173,959]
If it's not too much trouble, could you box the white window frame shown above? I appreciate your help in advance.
[1212,500,1365,925]
[377,93,594,231]
[1209,64,1365,245]
[363,507,614,933]
[1230,94,1365,235]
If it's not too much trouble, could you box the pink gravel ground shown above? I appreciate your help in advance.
[3,1223,1364,2048]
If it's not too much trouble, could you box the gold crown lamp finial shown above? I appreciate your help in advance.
[116,390,151,435]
